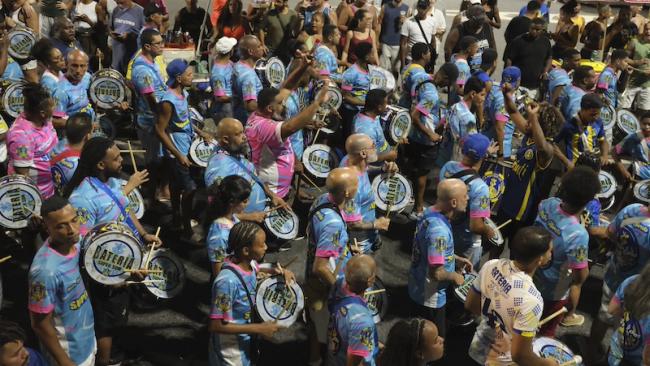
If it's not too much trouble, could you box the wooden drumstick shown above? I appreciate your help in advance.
[128,268,163,274]
[0,255,12,264]
[127,141,138,173]
[126,279,165,285]
[538,307,568,327]
[273,278,296,323]
[144,227,161,269]
[496,219,512,230]
[300,174,323,192]
[311,128,321,145]
[120,150,146,153]
[559,356,583,366]
[352,238,360,254]
[364,288,386,296]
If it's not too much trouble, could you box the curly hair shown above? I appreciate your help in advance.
[538,102,564,140]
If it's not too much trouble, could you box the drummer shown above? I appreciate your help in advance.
[30,39,65,97]
[28,196,96,366]
[465,227,556,366]
[232,35,264,123]
[314,24,343,83]
[340,43,373,135]
[533,166,599,336]
[595,49,629,109]
[547,49,580,106]
[6,83,58,199]
[445,75,486,162]
[440,133,496,269]
[326,255,379,366]
[352,89,397,163]
[398,43,430,109]
[408,178,472,340]
[557,65,596,123]
[612,112,650,184]
[50,113,93,195]
[208,220,295,366]
[210,37,237,123]
[341,134,395,253]
[51,50,95,131]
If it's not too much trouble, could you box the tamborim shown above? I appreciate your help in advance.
[189,138,219,167]
[81,222,143,286]
[255,276,304,327]
[532,337,582,365]
[1,81,24,118]
[365,277,388,323]
[380,105,411,145]
[264,206,299,240]
[143,248,186,299]
[315,80,342,111]
[255,57,285,89]
[0,175,41,229]
[368,66,396,92]
[120,180,145,219]
[89,69,130,109]
[484,218,504,247]
[597,170,617,211]
[614,109,640,145]
[633,180,650,204]
[8,28,36,60]
[371,173,413,212]
[453,271,478,303]
[302,144,340,181]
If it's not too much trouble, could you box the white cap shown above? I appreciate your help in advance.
[469,0,481,4]
[215,37,238,54]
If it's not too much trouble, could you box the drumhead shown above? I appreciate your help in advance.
[385,106,411,144]
[264,206,299,240]
[365,277,388,323]
[144,249,186,299]
[371,173,413,212]
[532,337,576,364]
[634,180,650,204]
[82,223,143,285]
[368,66,396,91]
[617,109,640,136]
[597,171,617,198]
[484,218,504,246]
[0,175,42,229]
[1,82,24,118]
[8,28,36,60]
[453,272,478,303]
[323,83,343,111]
[89,70,128,109]
[189,138,219,168]
[302,144,339,179]
[601,104,616,131]
[126,185,145,219]
[255,276,304,327]
[264,57,286,88]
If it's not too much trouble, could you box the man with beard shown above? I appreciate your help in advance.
[63,137,161,366]
[52,50,95,130]
[204,118,285,224]
[232,35,264,123]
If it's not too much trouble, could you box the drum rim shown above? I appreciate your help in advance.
[616,109,640,134]
[371,173,413,212]
[255,275,305,325]
[484,217,505,245]
[143,248,186,299]
[387,108,412,143]
[2,81,24,118]
[263,206,299,240]
[633,180,650,203]
[366,276,388,322]
[8,28,36,59]
[82,230,143,285]
[302,144,338,179]
[532,336,575,361]
[0,176,42,229]
[189,138,218,167]
[89,75,128,108]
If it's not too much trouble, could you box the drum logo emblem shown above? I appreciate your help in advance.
[393,115,410,138]
[600,176,612,194]
[262,285,296,318]
[621,312,642,350]
[93,245,135,273]
[309,152,330,173]
[268,63,284,86]
[483,172,505,204]
[269,209,293,235]
[11,35,32,56]
[524,149,534,161]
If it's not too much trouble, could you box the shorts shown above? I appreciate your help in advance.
[619,86,650,111]
[136,124,162,165]
[410,300,447,339]
[171,158,197,192]
[88,282,130,338]
[538,298,568,337]
[405,141,439,175]
[597,281,619,325]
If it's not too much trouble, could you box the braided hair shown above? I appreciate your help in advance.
[227,221,264,257]
[378,318,427,366]
[62,136,114,198]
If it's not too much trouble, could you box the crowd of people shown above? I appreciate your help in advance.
[0,0,650,365]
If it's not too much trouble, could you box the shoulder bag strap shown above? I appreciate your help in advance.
[222,265,260,322]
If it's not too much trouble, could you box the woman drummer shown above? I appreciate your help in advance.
[208,221,295,366]
[205,175,252,277]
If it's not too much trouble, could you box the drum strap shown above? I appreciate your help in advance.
[90,177,138,235]
[223,153,267,192]
[221,265,262,322]
[451,169,481,185]
[50,148,80,166]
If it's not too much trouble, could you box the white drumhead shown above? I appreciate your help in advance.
[2,82,24,118]
[386,106,411,144]
[601,104,616,130]
[255,276,304,327]
[597,171,617,198]
[302,144,339,179]
[0,175,42,229]
[324,82,343,110]
[368,66,395,91]
[371,173,413,212]
[189,138,219,168]
[89,72,128,110]
[532,337,577,364]
[617,109,640,135]
[82,225,143,285]
[265,57,286,88]
[634,180,650,204]
[8,28,36,60]
[484,218,504,246]
[144,249,186,299]
[365,277,388,323]
[453,272,478,303]
[264,206,299,240]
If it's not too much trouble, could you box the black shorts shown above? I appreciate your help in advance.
[405,141,439,175]
[88,282,130,338]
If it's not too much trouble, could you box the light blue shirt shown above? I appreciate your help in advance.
[132,54,168,127]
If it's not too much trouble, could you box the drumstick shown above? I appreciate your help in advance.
[127,141,138,173]
[127,269,163,274]
[301,174,323,192]
[125,279,165,285]
[496,219,512,230]
[364,288,386,296]
[144,227,161,269]
[559,356,583,366]
[120,150,147,153]
[0,255,12,264]
[265,206,282,215]
[311,128,321,145]
[538,307,568,327]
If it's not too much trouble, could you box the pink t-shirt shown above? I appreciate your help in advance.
[7,115,58,198]
[245,112,295,198]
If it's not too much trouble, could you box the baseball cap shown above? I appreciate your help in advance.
[417,0,430,9]
[144,3,163,18]
[581,93,604,110]
[166,59,190,86]
[469,0,481,4]
[462,133,491,160]
[473,70,491,84]
[215,37,238,54]
[501,66,521,88]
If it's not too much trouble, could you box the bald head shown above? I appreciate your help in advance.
[326,167,358,201]
[345,255,376,293]
[66,49,89,82]
[239,35,261,59]
[216,118,248,156]
[437,178,468,208]
[345,134,373,155]
[67,49,88,63]
[216,118,243,139]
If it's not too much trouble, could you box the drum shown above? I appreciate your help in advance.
[453,271,478,303]
[533,337,583,365]
[81,222,143,286]
[633,180,650,204]
[380,105,411,145]
[484,218,504,247]
[371,173,413,213]
[254,57,286,89]
[315,80,342,111]
[302,144,340,186]
[368,65,396,92]
[601,104,617,144]
[120,180,145,219]
[365,277,388,323]
[614,109,640,145]
[0,175,42,229]
[189,138,219,168]
[142,248,186,299]
[263,206,299,241]
[255,276,305,327]
[89,69,130,110]
[597,170,617,212]
[1,81,24,118]
[8,27,36,61]
[480,158,513,212]
[447,271,477,327]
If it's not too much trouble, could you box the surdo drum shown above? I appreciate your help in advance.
[8,27,36,61]
[597,170,617,211]
[380,106,411,145]
[189,138,219,167]
[371,173,413,213]
[81,222,143,286]
[1,81,24,118]
[302,144,340,185]
[255,57,286,89]
[255,276,304,327]
[142,248,186,299]
[89,69,130,109]
[0,175,41,229]
[263,206,299,241]
[315,80,343,111]
[533,337,583,365]
[365,277,388,323]
[614,109,640,145]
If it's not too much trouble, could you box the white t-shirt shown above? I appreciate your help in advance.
[400,10,446,56]
[468,259,544,365]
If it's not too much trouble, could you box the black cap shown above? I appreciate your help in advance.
[417,0,430,9]
[144,3,164,18]
[581,93,604,110]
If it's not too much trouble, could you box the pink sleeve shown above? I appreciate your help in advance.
[28,303,54,314]
[568,261,588,270]
[416,104,431,116]
[495,113,508,123]
[348,348,370,358]
[315,249,338,258]
[428,255,444,265]
[213,89,226,97]
[469,210,491,218]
